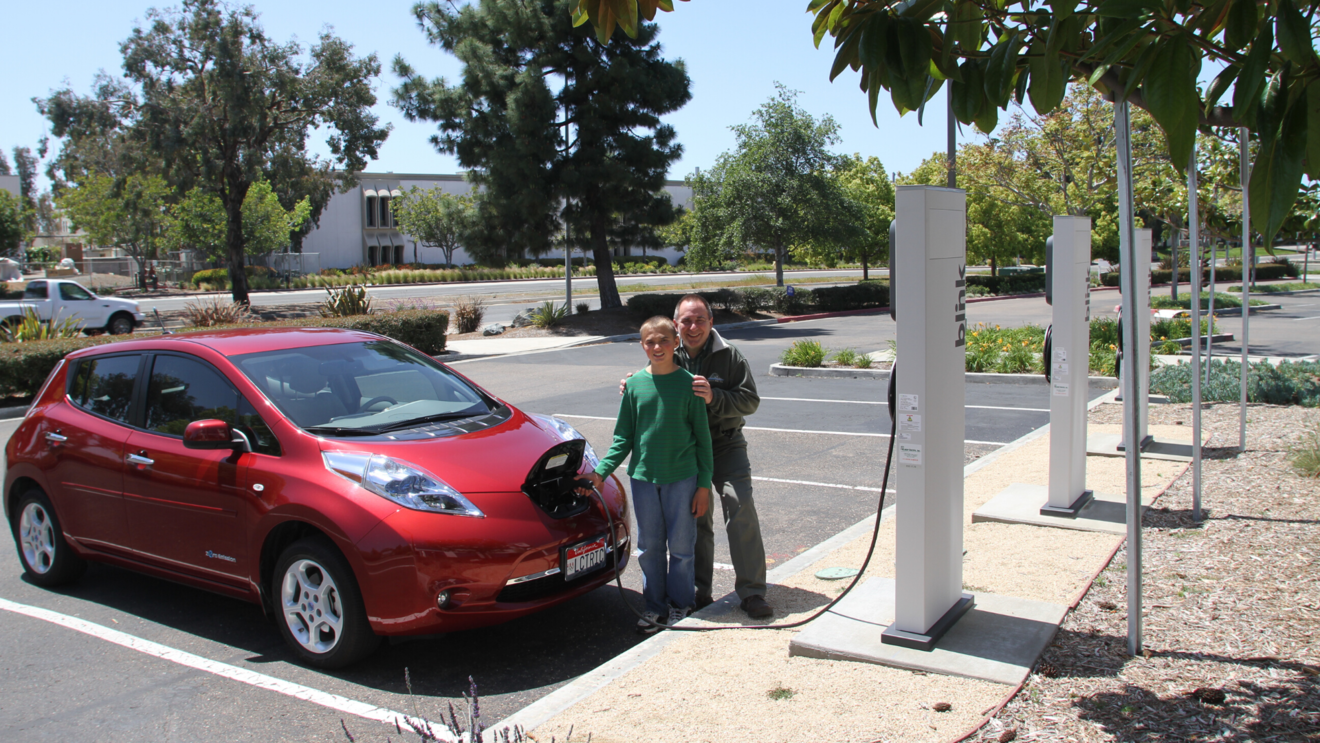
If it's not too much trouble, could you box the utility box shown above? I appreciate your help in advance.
[882,186,973,650]
[1119,229,1152,450]
[1044,217,1093,516]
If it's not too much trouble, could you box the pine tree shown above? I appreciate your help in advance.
[394,0,690,309]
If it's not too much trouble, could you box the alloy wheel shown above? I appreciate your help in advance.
[280,558,345,655]
[19,502,57,574]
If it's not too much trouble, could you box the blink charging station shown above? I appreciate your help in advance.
[1042,217,1094,517]
[880,185,974,650]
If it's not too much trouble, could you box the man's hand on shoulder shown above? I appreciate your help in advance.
[691,375,713,404]
[618,371,635,396]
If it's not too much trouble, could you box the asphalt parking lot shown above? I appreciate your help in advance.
[0,308,1240,741]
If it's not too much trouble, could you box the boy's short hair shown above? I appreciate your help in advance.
[640,315,678,338]
[673,293,712,321]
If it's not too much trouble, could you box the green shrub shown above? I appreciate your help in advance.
[319,285,374,317]
[736,288,771,313]
[1150,359,1320,406]
[831,348,860,366]
[0,336,121,396]
[189,265,276,288]
[1101,262,1294,287]
[781,340,827,367]
[855,355,872,369]
[770,286,810,314]
[1291,425,1320,477]
[1228,281,1319,293]
[529,301,568,328]
[625,291,730,318]
[1,307,86,342]
[965,273,1047,294]
[182,298,252,327]
[451,295,486,334]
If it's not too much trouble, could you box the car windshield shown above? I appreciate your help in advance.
[232,340,492,434]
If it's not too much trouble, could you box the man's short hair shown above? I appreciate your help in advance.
[674,293,712,320]
[640,315,678,338]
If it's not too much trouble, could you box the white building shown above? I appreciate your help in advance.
[301,172,692,270]
[0,174,19,199]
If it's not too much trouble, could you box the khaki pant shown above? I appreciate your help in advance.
[695,445,767,601]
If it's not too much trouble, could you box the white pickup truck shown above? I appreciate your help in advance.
[0,279,146,335]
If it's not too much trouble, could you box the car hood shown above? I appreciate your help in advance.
[317,407,578,494]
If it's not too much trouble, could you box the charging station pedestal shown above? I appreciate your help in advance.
[1117,229,1152,451]
[880,186,974,650]
[1042,217,1094,517]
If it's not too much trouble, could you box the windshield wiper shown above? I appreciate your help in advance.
[371,411,484,433]
[303,425,380,436]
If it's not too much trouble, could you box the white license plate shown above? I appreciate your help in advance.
[562,536,608,581]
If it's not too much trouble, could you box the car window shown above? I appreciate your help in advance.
[23,282,47,300]
[144,355,280,455]
[233,340,491,432]
[59,283,93,301]
[69,355,139,423]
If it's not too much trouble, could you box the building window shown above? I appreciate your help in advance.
[368,245,378,266]
[394,245,404,265]
[365,196,376,228]
[379,197,391,229]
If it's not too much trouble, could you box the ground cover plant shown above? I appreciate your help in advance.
[1150,359,1320,407]
[450,295,486,334]
[1292,424,1320,478]
[528,301,568,329]
[780,340,827,367]
[1228,281,1319,293]
[1149,292,1266,310]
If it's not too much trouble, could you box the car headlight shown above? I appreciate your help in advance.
[323,451,484,517]
[530,414,600,469]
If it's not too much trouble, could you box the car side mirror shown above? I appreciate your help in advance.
[183,420,252,452]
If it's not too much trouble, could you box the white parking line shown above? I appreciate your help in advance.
[752,475,894,494]
[0,597,453,741]
[555,414,1007,445]
[1292,315,1320,321]
[761,396,1049,412]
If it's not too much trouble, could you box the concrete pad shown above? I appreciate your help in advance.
[789,577,1067,686]
[1087,432,1195,461]
[971,482,1155,535]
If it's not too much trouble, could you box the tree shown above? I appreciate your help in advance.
[686,85,858,285]
[578,0,1320,250]
[393,186,476,266]
[393,0,691,309]
[170,181,311,262]
[0,191,28,257]
[831,154,894,280]
[58,173,172,287]
[42,0,389,305]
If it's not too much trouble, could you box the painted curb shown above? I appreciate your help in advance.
[768,363,1120,389]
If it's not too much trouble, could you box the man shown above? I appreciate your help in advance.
[669,293,771,618]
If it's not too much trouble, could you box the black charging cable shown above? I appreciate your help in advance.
[1043,324,1053,383]
[583,381,899,633]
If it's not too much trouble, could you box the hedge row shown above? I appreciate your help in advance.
[625,282,889,318]
[1100,262,1295,287]
[191,266,277,286]
[0,309,449,398]
[965,273,1047,294]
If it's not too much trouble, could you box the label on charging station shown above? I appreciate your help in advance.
[1052,381,1070,397]
[899,413,921,432]
[899,394,918,411]
[898,443,923,466]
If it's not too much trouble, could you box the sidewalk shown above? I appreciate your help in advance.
[500,407,1194,743]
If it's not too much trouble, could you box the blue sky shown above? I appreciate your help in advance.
[0,0,959,192]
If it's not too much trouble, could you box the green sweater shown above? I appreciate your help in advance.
[595,366,714,488]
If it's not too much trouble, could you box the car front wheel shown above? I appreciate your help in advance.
[273,537,380,668]
[107,313,135,335]
[11,488,86,586]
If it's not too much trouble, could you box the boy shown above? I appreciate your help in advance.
[582,316,713,633]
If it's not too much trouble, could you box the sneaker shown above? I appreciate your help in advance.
[740,595,773,619]
[666,606,690,627]
[636,611,665,635]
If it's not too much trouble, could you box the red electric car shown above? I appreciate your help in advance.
[5,327,629,668]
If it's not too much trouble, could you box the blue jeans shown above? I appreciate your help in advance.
[630,475,698,615]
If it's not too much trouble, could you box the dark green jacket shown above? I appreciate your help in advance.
[675,328,759,455]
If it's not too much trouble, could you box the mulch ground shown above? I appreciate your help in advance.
[971,402,1320,743]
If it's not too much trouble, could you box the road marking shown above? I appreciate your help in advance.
[0,597,453,741]
[1292,315,1320,321]
[554,414,1006,445]
[752,475,894,494]
[761,396,1048,412]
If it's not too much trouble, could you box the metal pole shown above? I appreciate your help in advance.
[947,84,957,189]
[1171,228,1179,302]
[1188,145,1202,522]
[1206,238,1217,383]
[564,73,573,310]
[1239,129,1250,451]
[1115,100,1143,656]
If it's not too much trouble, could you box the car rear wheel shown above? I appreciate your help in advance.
[273,538,380,668]
[107,313,135,336]
[11,488,86,586]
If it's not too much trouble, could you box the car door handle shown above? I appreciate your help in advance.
[127,453,155,466]
[44,432,68,444]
